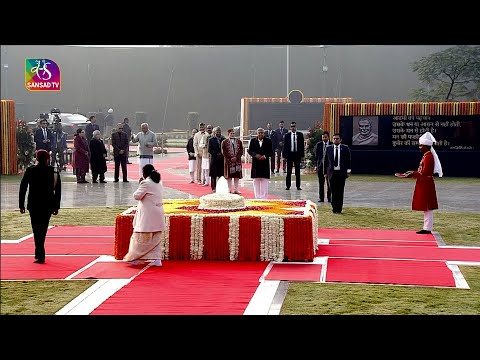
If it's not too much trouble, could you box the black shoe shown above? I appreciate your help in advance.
[285,187,290,190]
[275,170,279,173]
[297,187,302,190]
[100,180,107,183]
[327,198,332,203]
[318,199,324,202]
[123,180,129,183]
[33,259,45,264]
[114,180,119,182]
[416,230,432,234]
[92,180,98,183]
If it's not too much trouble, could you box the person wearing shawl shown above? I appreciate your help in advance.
[403,131,443,234]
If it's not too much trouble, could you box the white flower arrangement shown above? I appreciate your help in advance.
[161,216,170,260]
[190,215,204,260]
[228,215,240,260]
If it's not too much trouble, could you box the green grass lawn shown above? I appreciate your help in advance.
[1,205,479,315]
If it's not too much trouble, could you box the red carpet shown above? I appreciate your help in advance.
[329,239,438,247]
[104,156,277,199]
[73,261,142,279]
[0,255,99,280]
[1,242,113,255]
[265,264,322,282]
[325,258,457,287]
[318,228,436,241]
[90,261,268,315]
[316,244,480,262]
[19,236,114,244]
[46,226,115,236]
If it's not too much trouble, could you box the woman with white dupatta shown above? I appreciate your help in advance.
[124,164,165,266]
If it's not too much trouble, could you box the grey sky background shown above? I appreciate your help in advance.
[1,45,451,132]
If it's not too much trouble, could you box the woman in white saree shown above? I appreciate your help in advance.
[124,164,165,266]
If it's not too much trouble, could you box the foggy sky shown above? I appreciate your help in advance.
[1,45,451,132]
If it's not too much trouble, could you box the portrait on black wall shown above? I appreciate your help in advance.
[352,116,379,146]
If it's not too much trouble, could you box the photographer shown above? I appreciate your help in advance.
[51,123,68,171]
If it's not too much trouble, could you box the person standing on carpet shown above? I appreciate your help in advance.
[221,128,243,194]
[283,121,305,190]
[124,164,165,266]
[132,122,157,181]
[111,123,130,182]
[89,130,108,183]
[314,131,333,203]
[186,128,198,183]
[401,131,443,234]
[19,149,62,264]
[73,128,90,183]
[324,133,351,214]
[208,126,226,192]
[248,127,273,199]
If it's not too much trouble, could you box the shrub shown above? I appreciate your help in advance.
[16,120,35,170]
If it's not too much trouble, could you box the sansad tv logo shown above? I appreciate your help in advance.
[25,58,61,91]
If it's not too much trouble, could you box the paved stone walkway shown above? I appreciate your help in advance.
[2,152,479,214]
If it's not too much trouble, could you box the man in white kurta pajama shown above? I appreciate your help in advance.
[132,123,157,180]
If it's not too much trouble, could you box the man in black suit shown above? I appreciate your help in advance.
[33,118,54,152]
[324,133,351,214]
[264,123,276,175]
[19,149,62,264]
[273,120,288,173]
[314,131,333,202]
[282,121,305,190]
[85,115,100,143]
[111,123,130,182]
[208,126,226,192]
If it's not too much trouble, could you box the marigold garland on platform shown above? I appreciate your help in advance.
[115,199,318,262]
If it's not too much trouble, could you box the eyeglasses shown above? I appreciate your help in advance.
[290,125,296,128]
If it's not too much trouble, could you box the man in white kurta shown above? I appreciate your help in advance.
[132,123,157,180]
[193,123,206,185]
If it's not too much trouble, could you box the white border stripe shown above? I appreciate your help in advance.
[56,279,130,315]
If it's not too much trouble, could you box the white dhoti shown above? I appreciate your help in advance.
[188,159,196,173]
[201,157,210,170]
[253,178,269,199]
[139,156,154,179]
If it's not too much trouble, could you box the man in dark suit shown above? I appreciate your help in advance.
[282,121,305,190]
[273,120,288,173]
[314,131,333,202]
[111,123,130,182]
[208,126,226,192]
[33,118,54,152]
[85,115,100,143]
[19,149,62,264]
[264,123,276,175]
[324,133,351,214]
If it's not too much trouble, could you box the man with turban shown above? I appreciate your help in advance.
[402,132,443,234]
